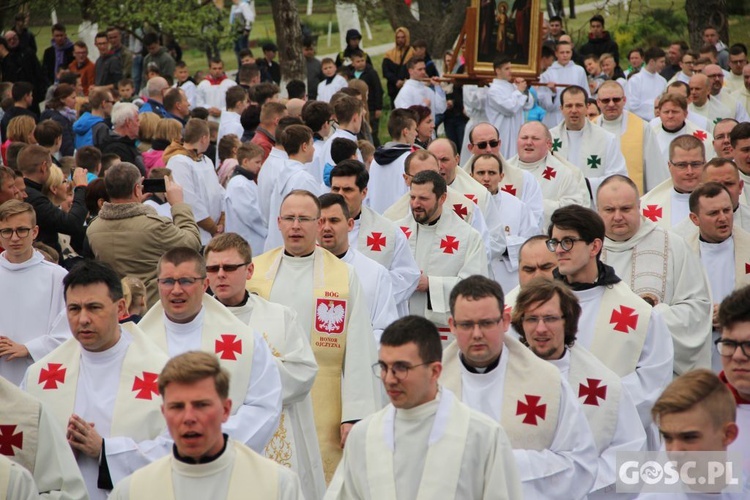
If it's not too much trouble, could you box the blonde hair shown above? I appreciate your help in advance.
[122,276,147,315]
[138,112,160,143]
[0,199,36,225]
[158,351,230,399]
[155,118,183,143]
[7,115,37,143]
[42,164,66,201]
[652,369,736,430]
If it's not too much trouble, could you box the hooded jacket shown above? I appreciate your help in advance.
[579,31,620,65]
[382,27,415,97]
[73,112,109,149]
[373,142,413,166]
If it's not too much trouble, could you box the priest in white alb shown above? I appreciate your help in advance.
[393,58,446,118]
[706,64,750,124]
[247,190,380,483]
[440,275,599,499]
[0,454,37,500]
[256,110,292,227]
[597,175,713,376]
[23,260,170,500]
[485,55,534,158]
[730,122,750,206]
[511,278,647,496]
[396,170,488,345]
[318,96,364,188]
[138,247,283,455]
[548,205,674,450]
[650,93,716,165]
[689,73,734,133]
[537,41,589,128]
[330,160,420,317]
[109,351,305,500]
[326,315,523,500]
[624,47,667,121]
[203,233,324,500]
[549,86,627,201]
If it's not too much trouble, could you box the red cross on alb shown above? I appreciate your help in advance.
[366,232,386,251]
[400,226,412,239]
[452,203,468,220]
[39,363,66,389]
[579,378,607,406]
[501,184,517,196]
[0,425,23,456]
[610,306,639,333]
[745,263,750,274]
[215,334,243,360]
[542,166,557,180]
[440,235,459,254]
[516,395,547,425]
[693,130,708,141]
[642,205,662,222]
[132,372,160,400]
[464,193,477,203]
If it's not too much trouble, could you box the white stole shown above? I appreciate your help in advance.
[384,187,477,224]
[639,178,674,229]
[355,206,397,268]
[0,378,40,474]
[550,120,610,178]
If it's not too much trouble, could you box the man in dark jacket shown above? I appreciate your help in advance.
[350,49,383,147]
[0,34,48,114]
[579,15,620,65]
[335,29,372,69]
[42,24,75,84]
[100,102,146,176]
[0,81,37,141]
[18,144,88,255]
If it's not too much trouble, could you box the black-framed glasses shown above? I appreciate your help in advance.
[372,361,431,381]
[157,277,205,288]
[472,139,500,149]
[598,97,623,105]
[0,227,32,239]
[453,317,503,332]
[205,262,249,273]
[546,237,586,252]
[715,339,750,358]
[522,315,565,327]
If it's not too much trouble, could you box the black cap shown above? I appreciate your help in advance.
[346,29,362,42]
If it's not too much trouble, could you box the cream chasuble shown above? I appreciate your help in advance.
[602,219,713,375]
[325,389,523,500]
[690,98,733,133]
[247,247,379,483]
[650,121,717,162]
[683,228,750,293]
[639,178,691,229]
[228,294,324,500]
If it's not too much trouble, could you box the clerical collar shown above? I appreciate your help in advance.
[661,123,685,134]
[554,261,621,291]
[283,250,315,258]
[699,234,732,245]
[335,250,348,259]
[459,352,501,373]
[173,434,228,464]
[353,211,362,221]
[417,215,441,227]
[220,290,251,307]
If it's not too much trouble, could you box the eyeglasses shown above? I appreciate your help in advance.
[0,227,32,239]
[157,277,205,288]
[715,339,750,358]
[205,262,249,273]
[279,215,318,224]
[472,139,500,149]
[453,317,503,332]
[372,361,431,381]
[669,161,704,170]
[546,237,586,252]
[522,315,565,327]
[598,97,623,104]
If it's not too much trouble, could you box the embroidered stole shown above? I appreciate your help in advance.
[0,378,40,474]
[639,179,674,229]
[550,121,611,178]
[248,247,350,482]
[139,296,255,412]
[384,187,476,225]
[356,206,396,268]
[364,390,469,499]
[683,227,750,290]
[618,113,645,193]
[128,441,279,500]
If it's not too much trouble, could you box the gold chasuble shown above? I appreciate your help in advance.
[248,247,351,481]
[618,115,644,193]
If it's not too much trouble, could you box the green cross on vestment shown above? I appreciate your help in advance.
[587,155,601,169]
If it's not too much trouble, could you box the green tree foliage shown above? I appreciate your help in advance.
[613,8,687,55]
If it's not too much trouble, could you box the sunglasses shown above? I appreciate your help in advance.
[205,262,249,273]
[472,139,500,149]
[598,97,623,104]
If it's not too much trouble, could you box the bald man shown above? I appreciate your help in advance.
[503,235,558,310]
[139,76,170,117]
[688,73,733,134]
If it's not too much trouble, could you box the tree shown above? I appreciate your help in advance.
[270,0,306,85]
[685,0,729,50]
[379,0,470,59]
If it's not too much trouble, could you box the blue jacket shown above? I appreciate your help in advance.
[73,112,105,149]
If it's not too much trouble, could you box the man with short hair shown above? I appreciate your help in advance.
[689,73,733,133]
[24,260,171,500]
[327,315,523,499]
[100,102,146,176]
[730,122,750,206]
[625,47,667,121]
[597,175,713,376]
[705,64,750,123]
[396,170,487,345]
[703,26,729,70]
[329,160,420,316]
[141,33,176,90]
[537,41,589,128]
[109,351,303,499]
[714,118,738,159]
[163,88,190,125]
[166,118,225,245]
[0,167,22,203]
[726,44,748,93]
[579,14,619,66]
[93,32,122,89]
[19,144,88,255]
[549,85,627,198]
[440,275,598,499]
[68,41,95,95]
[650,93,716,164]
[248,190,379,482]
[41,24,74,84]
[512,278,646,495]
[73,87,114,149]
[106,27,133,79]
[393,57,446,118]
[661,42,687,81]
[486,55,532,158]
[173,61,197,109]
[318,96,365,187]
[251,101,287,161]
[217,85,249,150]
[139,76,169,117]
[548,205,674,449]
[318,193,398,341]
[138,247,283,453]
[0,81,37,140]
[203,233,322,499]
[695,158,750,232]
[85,162,201,306]
[196,58,238,122]
[0,200,69,385]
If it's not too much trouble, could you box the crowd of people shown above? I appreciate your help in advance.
[1,6,750,500]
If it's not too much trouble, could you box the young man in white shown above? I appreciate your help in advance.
[597,175,713,377]
[224,143,266,253]
[330,160,420,317]
[316,58,347,103]
[204,233,323,500]
[512,278,646,496]
[327,315,523,499]
[625,47,667,121]
[440,275,598,499]
[196,58,238,122]
[110,351,304,499]
[486,55,533,158]
[689,73,734,134]
[0,200,69,386]
[216,86,249,163]
[318,96,364,189]
[537,41,589,128]
[649,93,716,165]
[549,85,628,201]
[393,57,446,118]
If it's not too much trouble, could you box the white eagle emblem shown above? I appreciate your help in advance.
[315,299,346,334]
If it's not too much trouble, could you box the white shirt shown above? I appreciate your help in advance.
[224,172,267,254]
[626,69,667,121]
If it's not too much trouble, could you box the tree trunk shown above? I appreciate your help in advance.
[271,0,306,91]
[685,0,729,50]
[381,0,470,61]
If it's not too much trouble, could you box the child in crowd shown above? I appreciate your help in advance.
[357,139,375,170]
[318,58,348,103]
[173,61,197,109]
[99,153,120,178]
[118,78,136,103]
[75,145,101,183]
[224,142,266,253]
[217,134,241,186]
